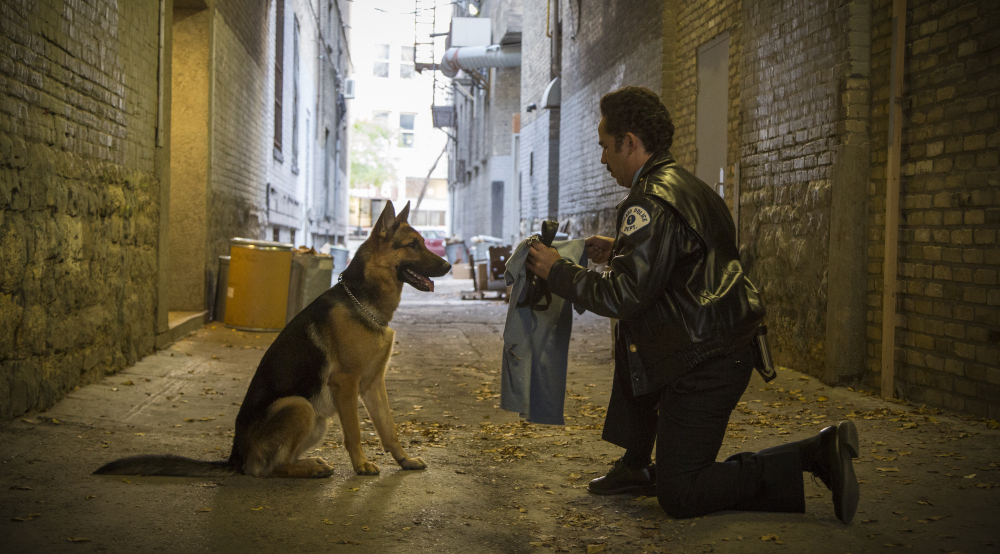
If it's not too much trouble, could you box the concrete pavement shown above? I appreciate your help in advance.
[2,277,998,553]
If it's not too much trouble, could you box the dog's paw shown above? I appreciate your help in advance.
[311,465,335,478]
[399,456,427,470]
[354,461,380,475]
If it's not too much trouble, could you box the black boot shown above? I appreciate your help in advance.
[755,421,860,523]
[811,421,860,524]
[588,458,656,496]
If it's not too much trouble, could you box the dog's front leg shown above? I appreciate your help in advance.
[332,381,380,475]
[361,376,427,470]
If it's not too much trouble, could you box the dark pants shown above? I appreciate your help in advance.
[602,342,805,518]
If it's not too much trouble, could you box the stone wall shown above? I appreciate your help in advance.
[0,0,162,418]
[868,0,1000,417]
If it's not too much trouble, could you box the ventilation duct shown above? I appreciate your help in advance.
[440,44,521,78]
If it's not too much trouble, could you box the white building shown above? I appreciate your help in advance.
[347,0,450,253]
[264,0,352,249]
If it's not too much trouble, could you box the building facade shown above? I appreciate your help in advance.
[0,0,353,419]
[346,0,449,255]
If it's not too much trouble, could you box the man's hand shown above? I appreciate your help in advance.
[525,242,562,279]
[585,236,614,264]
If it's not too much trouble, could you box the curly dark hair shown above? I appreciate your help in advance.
[599,86,674,154]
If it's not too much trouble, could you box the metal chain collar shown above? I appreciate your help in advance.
[338,273,386,327]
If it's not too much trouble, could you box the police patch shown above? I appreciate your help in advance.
[620,206,650,236]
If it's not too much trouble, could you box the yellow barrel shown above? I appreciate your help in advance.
[224,238,294,331]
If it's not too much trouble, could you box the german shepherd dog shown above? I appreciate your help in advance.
[95,201,451,478]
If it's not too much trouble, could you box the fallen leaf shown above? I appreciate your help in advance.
[9,486,33,490]
[67,537,91,542]
[403,526,411,531]
[321,518,334,525]
[963,474,976,479]
[349,487,360,492]
[251,506,264,511]
[817,396,828,402]
[134,433,145,436]
[586,544,607,554]
[86,495,95,499]
[122,479,132,484]
[11,513,42,522]
[761,534,780,541]
[51,419,62,425]
[917,500,934,506]
[877,467,900,472]
[196,507,211,512]
[361,526,370,531]
[121,380,134,386]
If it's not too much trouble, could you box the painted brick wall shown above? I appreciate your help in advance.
[868,0,1000,417]
[208,2,270,279]
[556,0,663,239]
[0,0,161,418]
[517,0,552,235]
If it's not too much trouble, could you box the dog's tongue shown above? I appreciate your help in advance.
[425,276,434,292]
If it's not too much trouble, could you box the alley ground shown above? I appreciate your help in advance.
[1,277,998,554]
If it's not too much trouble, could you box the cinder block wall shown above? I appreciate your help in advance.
[868,0,1000,417]
[0,1,162,418]
[556,0,663,240]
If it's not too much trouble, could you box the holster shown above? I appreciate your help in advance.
[754,325,777,382]
[517,220,559,311]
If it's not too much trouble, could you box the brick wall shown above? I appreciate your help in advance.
[740,0,843,375]
[868,0,1000,417]
[0,0,162,418]
[516,0,552,235]
[208,2,270,281]
[556,0,663,239]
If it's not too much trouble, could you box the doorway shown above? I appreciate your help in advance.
[695,32,729,197]
[167,3,210,327]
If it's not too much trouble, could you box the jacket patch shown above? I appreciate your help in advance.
[620,206,650,236]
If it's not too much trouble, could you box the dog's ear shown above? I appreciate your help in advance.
[396,201,411,224]
[374,200,397,238]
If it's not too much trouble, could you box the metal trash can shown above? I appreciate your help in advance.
[445,242,467,264]
[213,255,230,322]
[286,252,334,323]
[330,246,350,275]
[224,238,293,331]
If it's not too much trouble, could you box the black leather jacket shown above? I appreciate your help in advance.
[547,151,765,396]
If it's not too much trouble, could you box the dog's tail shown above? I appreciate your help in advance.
[93,454,239,477]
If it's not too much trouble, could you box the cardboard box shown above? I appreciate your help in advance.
[452,263,474,280]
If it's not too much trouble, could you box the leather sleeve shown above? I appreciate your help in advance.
[547,197,682,320]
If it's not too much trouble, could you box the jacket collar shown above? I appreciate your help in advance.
[635,150,676,184]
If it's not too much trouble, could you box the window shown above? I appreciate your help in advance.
[273,0,285,153]
[413,211,446,227]
[373,44,389,78]
[400,46,415,79]
[399,113,415,147]
[373,110,390,127]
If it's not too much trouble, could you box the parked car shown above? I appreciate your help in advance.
[415,228,448,257]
